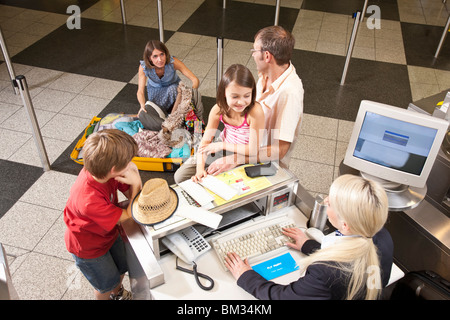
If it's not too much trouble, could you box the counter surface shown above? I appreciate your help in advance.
[151,206,308,300]
[124,205,404,300]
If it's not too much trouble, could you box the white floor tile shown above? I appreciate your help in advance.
[0,201,61,250]
[19,170,77,211]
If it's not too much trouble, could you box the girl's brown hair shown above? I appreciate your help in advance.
[216,64,256,117]
[143,40,171,69]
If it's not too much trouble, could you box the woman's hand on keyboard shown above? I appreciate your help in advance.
[282,227,308,251]
[224,252,252,280]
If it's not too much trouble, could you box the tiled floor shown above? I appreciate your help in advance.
[0,0,449,300]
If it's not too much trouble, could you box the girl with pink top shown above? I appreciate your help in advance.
[192,64,265,183]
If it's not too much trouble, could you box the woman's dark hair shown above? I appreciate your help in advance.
[143,40,171,69]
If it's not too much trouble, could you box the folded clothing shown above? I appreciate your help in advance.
[115,120,143,136]
[133,130,172,158]
[167,143,190,158]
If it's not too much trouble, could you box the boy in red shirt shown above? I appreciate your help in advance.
[64,129,142,300]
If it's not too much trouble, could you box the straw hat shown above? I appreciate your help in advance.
[131,178,178,226]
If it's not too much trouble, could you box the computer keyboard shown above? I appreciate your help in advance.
[178,179,215,207]
[211,215,296,270]
[199,175,238,201]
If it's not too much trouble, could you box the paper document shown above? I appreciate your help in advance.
[208,164,273,206]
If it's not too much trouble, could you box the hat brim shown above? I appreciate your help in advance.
[131,186,179,226]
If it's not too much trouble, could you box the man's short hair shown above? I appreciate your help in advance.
[254,26,295,66]
[83,129,138,179]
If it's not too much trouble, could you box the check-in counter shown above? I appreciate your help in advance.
[121,164,404,300]
[122,164,301,295]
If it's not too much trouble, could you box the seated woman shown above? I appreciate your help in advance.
[225,174,394,300]
[137,40,199,131]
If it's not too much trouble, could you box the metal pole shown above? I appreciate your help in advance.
[216,37,224,89]
[14,75,51,171]
[0,27,18,95]
[157,0,164,42]
[435,15,450,58]
[361,0,368,22]
[341,11,361,86]
[274,0,280,26]
[120,0,127,25]
[223,0,226,9]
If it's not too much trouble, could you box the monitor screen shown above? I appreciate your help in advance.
[344,100,448,189]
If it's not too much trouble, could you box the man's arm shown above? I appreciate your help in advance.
[256,140,291,163]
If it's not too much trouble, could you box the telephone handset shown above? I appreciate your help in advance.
[161,226,211,264]
[162,226,214,290]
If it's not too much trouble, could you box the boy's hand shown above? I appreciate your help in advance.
[116,162,142,223]
[114,162,141,188]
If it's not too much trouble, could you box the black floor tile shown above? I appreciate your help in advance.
[0,159,44,218]
[303,0,365,15]
[99,83,140,116]
[0,0,98,14]
[292,49,411,121]
[402,22,450,71]
[12,18,173,82]
[179,0,299,42]
[302,0,399,21]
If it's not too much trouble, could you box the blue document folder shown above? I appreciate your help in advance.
[251,252,299,280]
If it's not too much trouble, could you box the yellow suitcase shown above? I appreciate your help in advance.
[70,116,187,172]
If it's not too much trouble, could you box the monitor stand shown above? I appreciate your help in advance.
[360,172,427,211]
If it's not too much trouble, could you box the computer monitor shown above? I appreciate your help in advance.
[344,100,449,210]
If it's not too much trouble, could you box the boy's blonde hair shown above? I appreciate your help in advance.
[301,174,389,300]
[83,129,138,179]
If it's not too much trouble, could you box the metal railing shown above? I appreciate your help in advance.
[0,27,18,95]
[119,0,165,42]
[216,37,224,89]
[14,75,51,171]
[341,11,361,85]
[435,15,450,58]
[0,27,50,171]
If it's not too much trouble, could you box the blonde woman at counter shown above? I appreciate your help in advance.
[225,174,394,300]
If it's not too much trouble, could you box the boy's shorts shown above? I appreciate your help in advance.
[72,234,128,294]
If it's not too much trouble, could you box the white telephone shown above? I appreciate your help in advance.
[161,226,211,264]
